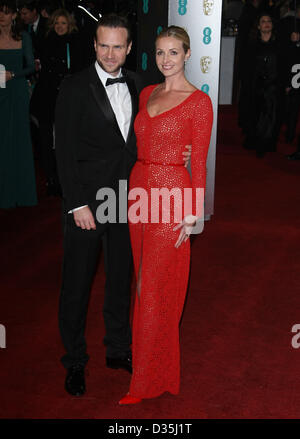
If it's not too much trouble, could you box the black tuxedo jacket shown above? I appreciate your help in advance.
[55,64,145,213]
[30,15,48,59]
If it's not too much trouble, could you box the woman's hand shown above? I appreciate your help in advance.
[173,215,198,248]
[5,71,13,82]
[182,144,192,168]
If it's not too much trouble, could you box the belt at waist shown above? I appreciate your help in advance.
[137,158,184,167]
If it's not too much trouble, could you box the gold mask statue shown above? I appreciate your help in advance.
[200,56,212,74]
[203,0,214,16]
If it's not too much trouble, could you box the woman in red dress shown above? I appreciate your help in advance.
[119,26,213,405]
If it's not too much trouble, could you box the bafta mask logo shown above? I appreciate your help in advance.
[203,0,214,16]
[200,56,212,74]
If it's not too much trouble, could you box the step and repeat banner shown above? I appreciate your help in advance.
[137,0,222,218]
[137,0,169,84]
[169,0,222,218]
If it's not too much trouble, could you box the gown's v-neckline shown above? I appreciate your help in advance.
[146,85,199,119]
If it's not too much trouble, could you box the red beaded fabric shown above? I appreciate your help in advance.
[128,85,213,399]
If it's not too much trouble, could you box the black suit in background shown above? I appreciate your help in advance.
[32,30,86,188]
[240,36,284,154]
[27,14,48,60]
[26,15,48,154]
[55,64,144,368]
[277,15,300,144]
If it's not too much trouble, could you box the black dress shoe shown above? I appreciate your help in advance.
[106,354,132,374]
[65,364,85,396]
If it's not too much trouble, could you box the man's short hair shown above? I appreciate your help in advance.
[18,0,38,11]
[94,14,132,44]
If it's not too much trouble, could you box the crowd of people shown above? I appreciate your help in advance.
[0,0,136,208]
[233,0,300,158]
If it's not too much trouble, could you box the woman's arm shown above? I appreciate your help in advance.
[190,91,213,219]
[174,91,213,248]
[13,32,35,79]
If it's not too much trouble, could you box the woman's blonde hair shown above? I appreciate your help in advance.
[156,25,190,53]
[47,8,78,36]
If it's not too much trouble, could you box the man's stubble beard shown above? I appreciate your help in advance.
[96,59,125,75]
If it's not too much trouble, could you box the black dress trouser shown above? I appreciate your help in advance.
[59,210,132,369]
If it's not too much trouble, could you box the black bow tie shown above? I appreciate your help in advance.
[105,76,128,86]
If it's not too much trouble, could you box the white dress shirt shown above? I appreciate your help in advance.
[32,15,40,33]
[69,62,132,214]
[95,61,132,141]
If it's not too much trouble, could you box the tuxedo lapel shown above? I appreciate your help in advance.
[88,66,124,141]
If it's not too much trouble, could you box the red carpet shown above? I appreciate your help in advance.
[1,105,300,419]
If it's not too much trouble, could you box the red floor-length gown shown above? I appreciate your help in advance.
[128,84,213,399]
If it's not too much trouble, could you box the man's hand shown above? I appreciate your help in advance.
[183,144,192,168]
[73,206,96,230]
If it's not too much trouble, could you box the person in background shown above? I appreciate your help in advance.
[34,8,85,196]
[19,0,49,161]
[0,0,37,208]
[19,0,48,59]
[240,13,284,157]
[237,0,263,128]
[277,1,300,155]
[277,0,300,46]
[260,0,287,20]
[224,0,244,21]
[39,0,61,19]
[73,1,103,68]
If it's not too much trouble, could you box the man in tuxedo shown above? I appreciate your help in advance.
[55,14,144,397]
[19,0,48,59]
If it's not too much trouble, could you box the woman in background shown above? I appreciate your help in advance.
[240,13,283,157]
[33,8,85,195]
[0,0,37,208]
